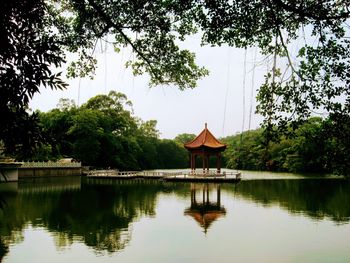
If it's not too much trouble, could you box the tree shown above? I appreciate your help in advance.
[1,0,208,157]
[174,133,196,145]
[67,109,103,165]
[156,139,188,169]
[0,0,67,156]
[59,1,350,173]
[135,120,160,169]
[3,1,350,173]
[39,107,75,158]
[138,120,160,139]
[44,0,210,89]
[54,1,350,124]
[223,129,267,171]
[322,113,350,175]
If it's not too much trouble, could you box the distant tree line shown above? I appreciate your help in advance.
[19,91,190,170]
[222,117,350,176]
[5,91,348,175]
[2,1,349,176]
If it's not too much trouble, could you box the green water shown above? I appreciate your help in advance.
[0,175,350,262]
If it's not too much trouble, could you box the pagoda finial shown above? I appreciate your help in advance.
[205,123,207,129]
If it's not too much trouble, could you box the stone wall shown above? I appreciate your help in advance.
[18,167,82,178]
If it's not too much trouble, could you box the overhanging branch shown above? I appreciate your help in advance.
[272,0,350,21]
[86,0,162,82]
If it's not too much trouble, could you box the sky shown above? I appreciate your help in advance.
[30,35,268,139]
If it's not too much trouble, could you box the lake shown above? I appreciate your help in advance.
[0,171,350,262]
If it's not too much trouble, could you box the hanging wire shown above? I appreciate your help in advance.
[132,32,139,93]
[240,48,248,143]
[238,47,248,167]
[248,48,258,130]
[265,36,278,151]
[104,39,108,94]
[222,47,231,136]
[117,46,124,85]
[77,78,81,106]
[132,52,135,92]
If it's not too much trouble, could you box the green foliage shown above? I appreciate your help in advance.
[322,113,350,176]
[223,130,266,170]
[174,133,196,144]
[0,0,67,156]
[156,139,188,169]
[223,116,350,175]
[3,0,350,173]
[45,0,350,125]
[68,109,103,165]
[53,0,209,89]
[35,92,189,170]
[19,91,349,175]
[138,120,160,139]
[3,0,350,174]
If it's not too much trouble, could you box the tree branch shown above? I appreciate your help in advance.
[272,0,350,21]
[264,0,301,79]
[276,27,301,79]
[86,0,162,82]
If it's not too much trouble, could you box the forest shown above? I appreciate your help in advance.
[25,91,190,170]
[2,1,349,176]
[7,91,348,176]
[222,117,350,175]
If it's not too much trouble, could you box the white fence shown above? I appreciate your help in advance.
[20,161,81,168]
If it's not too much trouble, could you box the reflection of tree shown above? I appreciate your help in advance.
[0,195,5,211]
[184,184,226,233]
[0,237,8,263]
[0,192,6,259]
[0,231,24,263]
[0,183,23,261]
[1,177,350,257]
[0,178,169,254]
[228,179,350,223]
[43,181,156,252]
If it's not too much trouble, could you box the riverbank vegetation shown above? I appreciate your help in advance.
[28,91,189,170]
[222,116,350,175]
[2,1,349,176]
[6,92,347,176]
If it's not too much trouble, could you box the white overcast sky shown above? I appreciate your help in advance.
[30,35,269,139]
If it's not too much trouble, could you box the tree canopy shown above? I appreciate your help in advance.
[53,0,350,128]
[1,0,350,172]
[33,91,189,170]
[222,116,350,175]
[1,0,67,155]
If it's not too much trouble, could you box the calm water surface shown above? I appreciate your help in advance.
[0,172,350,262]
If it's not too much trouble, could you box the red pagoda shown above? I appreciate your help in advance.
[184,123,227,174]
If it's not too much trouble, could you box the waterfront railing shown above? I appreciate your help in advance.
[20,161,82,168]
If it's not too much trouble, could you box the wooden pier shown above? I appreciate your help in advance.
[85,170,241,183]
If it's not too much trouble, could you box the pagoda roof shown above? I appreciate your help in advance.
[184,123,227,150]
[184,205,226,233]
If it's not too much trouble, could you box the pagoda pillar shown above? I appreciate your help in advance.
[206,184,209,204]
[217,185,221,206]
[206,155,210,172]
[190,153,193,170]
[202,154,206,173]
[216,153,222,174]
[191,153,196,172]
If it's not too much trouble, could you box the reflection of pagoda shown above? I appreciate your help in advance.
[184,184,226,234]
